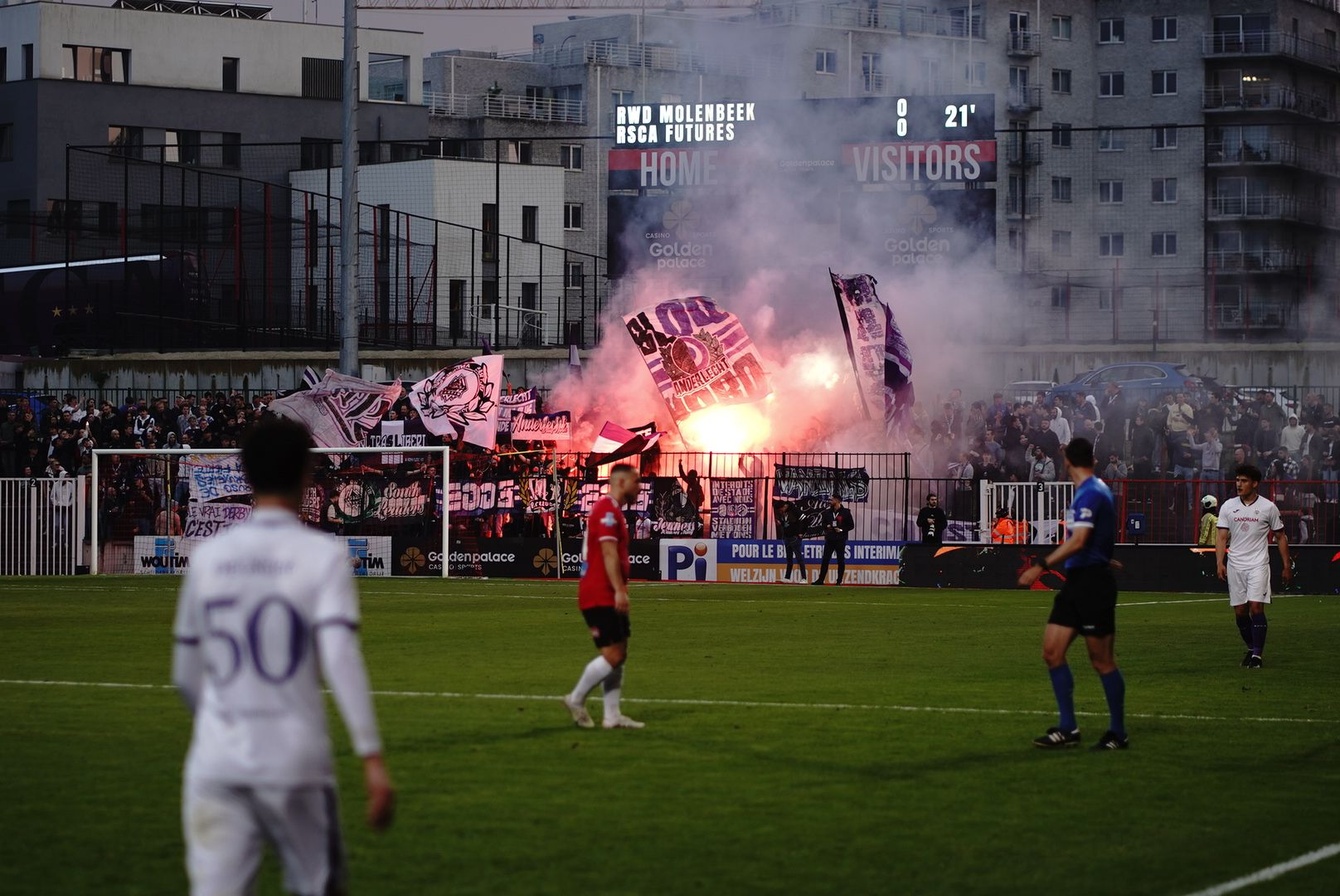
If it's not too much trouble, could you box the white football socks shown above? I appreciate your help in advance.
[602,664,625,720]
[569,655,614,705]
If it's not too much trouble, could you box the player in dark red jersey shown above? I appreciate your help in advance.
[562,463,645,730]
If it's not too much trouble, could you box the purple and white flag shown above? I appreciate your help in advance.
[623,296,771,423]
[497,387,539,434]
[269,369,402,449]
[829,270,914,433]
[409,355,504,450]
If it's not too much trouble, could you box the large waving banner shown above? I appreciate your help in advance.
[623,296,771,422]
[829,271,914,433]
[270,369,403,449]
[409,355,504,450]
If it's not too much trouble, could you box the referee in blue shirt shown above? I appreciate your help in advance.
[1018,438,1128,751]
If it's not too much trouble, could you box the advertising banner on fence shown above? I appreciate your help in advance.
[435,538,658,579]
[133,535,393,576]
[659,538,902,584]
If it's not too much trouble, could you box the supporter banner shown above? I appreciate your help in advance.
[771,497,828,539]
[650,476,702,537]
[498,388,539,434]
[659,538,902,584]
[773,464,870,503]
[897,544,1339,594]
[830,271,914,432]
[623,296,771,422]
[409,355,504,450]
[186,455,250,503]
[182,502,251,539]
[512,411,572,442]
[133,535,392,577]
[438,538,658,580]
[711,478,757,539]
[447,476,650,517]
[270,369,402,450]
[326,471,435,524]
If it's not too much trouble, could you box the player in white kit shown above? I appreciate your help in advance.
[172,416,395,895]
[1215,464,1292,669]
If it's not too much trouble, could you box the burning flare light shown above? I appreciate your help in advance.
[678,403,773,453]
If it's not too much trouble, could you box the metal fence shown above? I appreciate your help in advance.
[0,475,87,575]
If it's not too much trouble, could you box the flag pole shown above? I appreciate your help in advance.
[829,268,872,421]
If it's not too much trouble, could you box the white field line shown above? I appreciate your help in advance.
[2,678,1337,725]
[1180,842,1340,896]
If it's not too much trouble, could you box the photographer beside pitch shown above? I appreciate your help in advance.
[1018,438,1128,751]
[1215,464,1291,669]
[172,417,395,896]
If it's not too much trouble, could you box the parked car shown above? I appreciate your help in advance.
[1004,380,1058,405]
[1045,363,1220,406]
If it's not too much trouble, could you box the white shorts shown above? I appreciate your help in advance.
[1227,564,1272,607]
[183,778,345,896]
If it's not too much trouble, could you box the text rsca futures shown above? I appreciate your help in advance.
[616,103,756,146]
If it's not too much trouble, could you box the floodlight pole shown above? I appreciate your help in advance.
[339,0,360,376]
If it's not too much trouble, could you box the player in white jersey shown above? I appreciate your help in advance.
[1215,464,1291,669]
[172,416,395,896]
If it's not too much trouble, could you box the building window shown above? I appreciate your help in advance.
[97,201,118,237]
[611,89,634,107]
[861,53,883,92]
[1051,16,1072,40]
[1051,69,1072,94]
[1098,288,1117,310]
[0,123,11,162]
[1152,177,1178,203]
[1051,123,1072,148]
[565,261,584,289]
[1098,129,1126,151]
[1152,16,1178,42]
[1098,180,1124,204]
[301,57,343,100]
[560,144,583,171]
[368,53,409,102]
[1099,19,1124,44]
[564,202,583,231]
[0,48,7,84]
[6,199,30,238]
[1051,285,1069,307]
[22,44,34,80]
[1052,230,1072,256]
[1151,232,1177,256]
[221,132,241,169]
[63,46,130,83]
[300,137,334,170]
[964,61,986,86]
[815,50,837,74]
[1099,233,1125,257]
[1051,176,1072,202]
[481,279,498,317]
[1099,72,1125,97]
[108,125,143,159]
[506,140,533,164]
[1152,125,1178,149]
[521,205,539,243]
[222,57,238,92]
[1152,70,1177,96]
[481,204,499,262]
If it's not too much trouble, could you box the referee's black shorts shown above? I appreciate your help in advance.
[1047,564,1118,637]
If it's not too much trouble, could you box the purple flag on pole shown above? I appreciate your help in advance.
[829,270,914,433]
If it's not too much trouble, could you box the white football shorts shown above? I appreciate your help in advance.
[1227,564,1272,607]
[183,779,346,896]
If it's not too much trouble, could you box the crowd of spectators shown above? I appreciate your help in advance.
[904,383,1340,498]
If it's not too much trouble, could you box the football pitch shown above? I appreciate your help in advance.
[2,578,1339,896]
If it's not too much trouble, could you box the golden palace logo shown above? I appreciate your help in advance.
[399,546,426,574]
[533,548,558,575]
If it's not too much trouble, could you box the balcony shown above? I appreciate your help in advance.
[1005,194,1041,219]
[1206,139,1338,173]
[1007,30,1042,56]
[1006,85,1043,114]
[425,92,586,124]
[1201,30,1340,72]
[1214,302,1288,330]
[1207,248,1301,272]
[1005,139,1043,166]
[1208,193,1325,223]
[1203,85,1336,121]
[584,39,785,80]
[817,4,985,39]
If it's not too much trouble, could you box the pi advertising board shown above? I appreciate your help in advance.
[660,539,902,584]
[132,535,392,577]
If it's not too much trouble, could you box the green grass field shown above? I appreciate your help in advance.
[2,577,1339,896]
